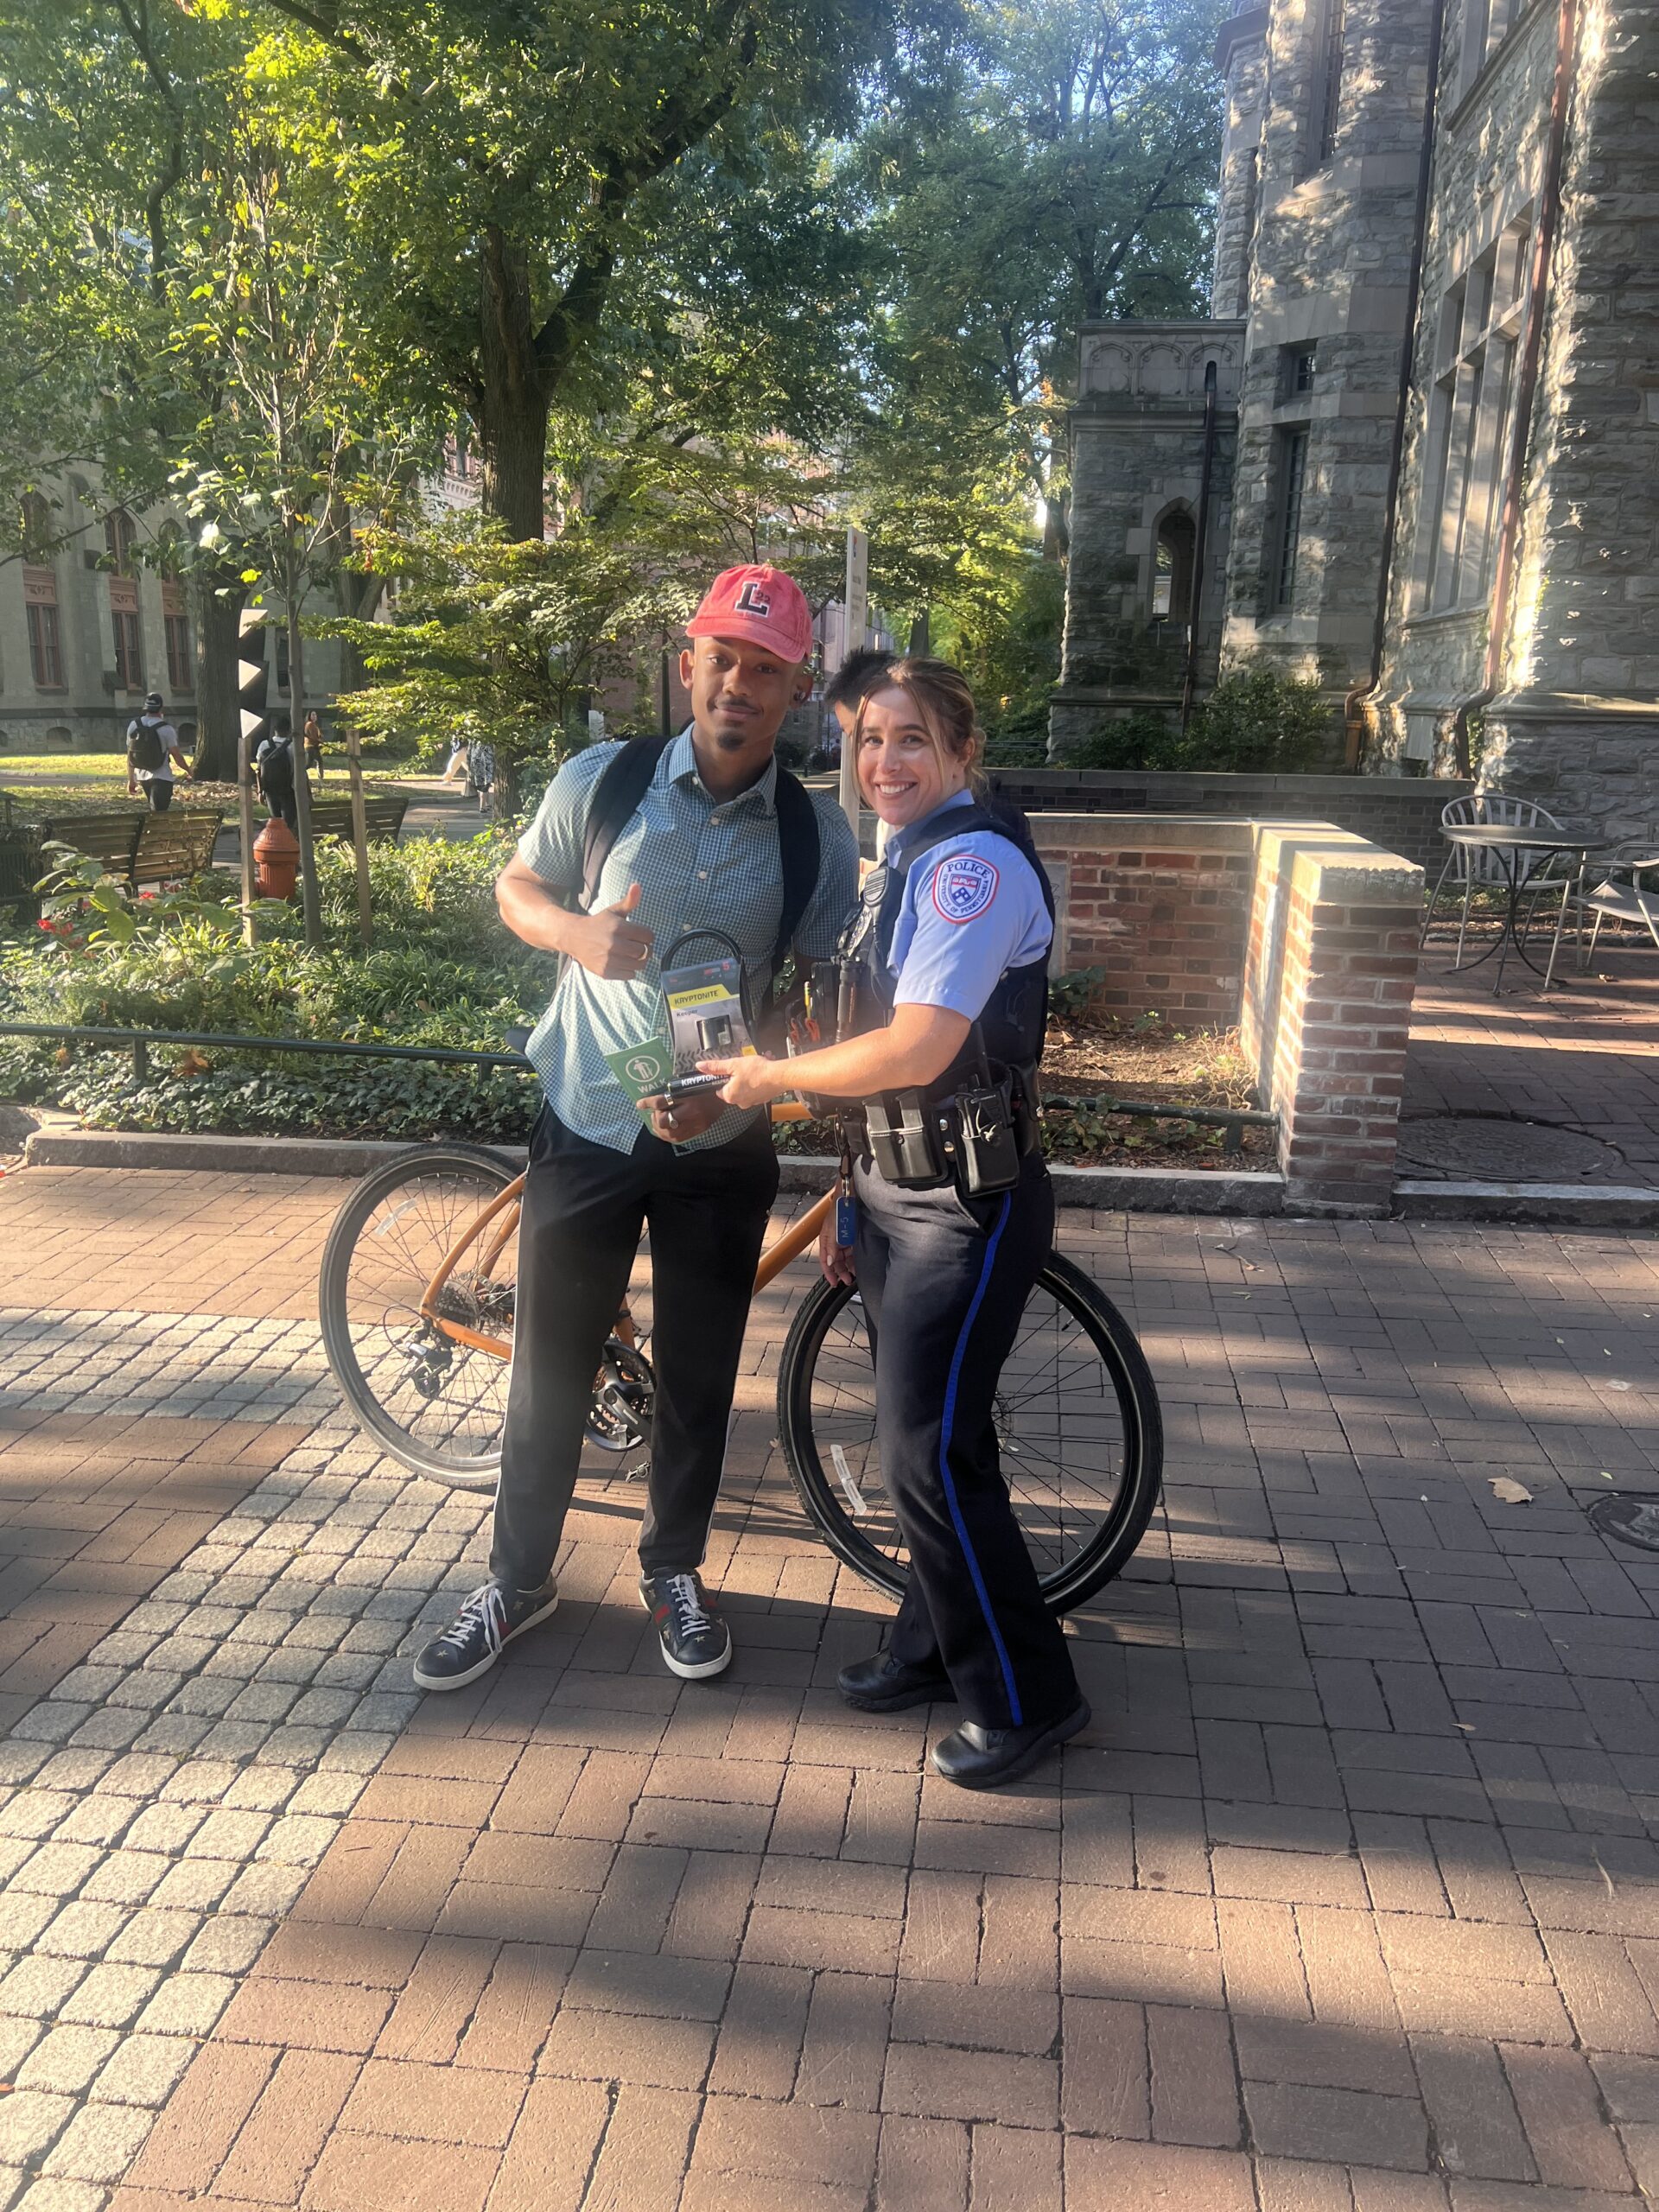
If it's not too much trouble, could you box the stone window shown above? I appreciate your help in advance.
[111,606,143,690]
[26,597,64,690]
[1416,222,1531,613]
[103,508,136,575]
[1150,511,1196,639]
[1312,0,1347,168]
[1461,0,1523,89]
[1280,343,1319,403]
[19,493,56,565]
[164,611,193,693]
[1272,428,1309,610]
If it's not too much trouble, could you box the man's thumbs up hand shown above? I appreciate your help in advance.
[577,881,654,979]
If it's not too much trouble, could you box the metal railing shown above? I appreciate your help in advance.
[0,1021,529,1084]
[0,1020,1279,1154]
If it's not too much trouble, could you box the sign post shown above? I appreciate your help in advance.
[837,526,868,840]
[234,612,270,947]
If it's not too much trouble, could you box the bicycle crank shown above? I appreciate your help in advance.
[585,1338,654,1454]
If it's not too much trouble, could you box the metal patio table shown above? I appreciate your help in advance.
[1433,824,1616,993]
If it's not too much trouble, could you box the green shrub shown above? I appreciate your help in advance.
[1187,662,1332,773]
[1047,662,1334,777]
[0,831,551,1141]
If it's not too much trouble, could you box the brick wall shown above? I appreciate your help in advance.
[1019,812,1422,1215]
[995,770,1469,875]
[1239,826,1424,1216]
[1027,817,1255,1019]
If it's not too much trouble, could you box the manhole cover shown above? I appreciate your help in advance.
[1588,1493,1659,1554]
[1397,1115,1624,1181]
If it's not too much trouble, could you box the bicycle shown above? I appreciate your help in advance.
[318,1125,1164,1614]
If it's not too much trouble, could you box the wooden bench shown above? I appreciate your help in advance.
[307,791,409,842]
[134,811,225,885]
[0,800,224,908]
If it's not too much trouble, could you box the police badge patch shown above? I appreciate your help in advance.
[931,852,1000,923]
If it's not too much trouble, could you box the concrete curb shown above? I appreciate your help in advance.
[21,1127,1289,1213]
[1394,1179,1659,1228]
[21,1130,526,1178]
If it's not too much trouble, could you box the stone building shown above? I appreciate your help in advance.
[0,468,345,760]
[1056,0,1659,831]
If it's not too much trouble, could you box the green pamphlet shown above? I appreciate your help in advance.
[602,1034,674,1103]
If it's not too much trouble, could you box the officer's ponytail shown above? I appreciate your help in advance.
[853,658,989,796]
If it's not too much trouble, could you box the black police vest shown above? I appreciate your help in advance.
[841,802,1052,1094]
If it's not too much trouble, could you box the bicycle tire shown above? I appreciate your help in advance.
[775,1248,1163,1614]
[319,1142,520,1485]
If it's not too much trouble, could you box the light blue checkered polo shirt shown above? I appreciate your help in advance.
[516,729,860,1154]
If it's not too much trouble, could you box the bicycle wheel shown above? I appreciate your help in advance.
[319,1144,523,1484]
[776,1249,1163,1613]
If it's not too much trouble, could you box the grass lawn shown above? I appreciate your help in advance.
[0,753,428,818]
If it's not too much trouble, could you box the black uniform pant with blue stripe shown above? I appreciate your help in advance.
[854,1151,1080,1731]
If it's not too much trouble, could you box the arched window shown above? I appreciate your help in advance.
[1151,510,1197,639]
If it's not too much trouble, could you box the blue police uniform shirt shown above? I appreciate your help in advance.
[884,791,1052,1018]
[516,729,859,1154]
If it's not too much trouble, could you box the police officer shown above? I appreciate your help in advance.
[704,658,1089,1789]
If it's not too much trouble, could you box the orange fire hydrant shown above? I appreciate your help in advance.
[252,816,300,900]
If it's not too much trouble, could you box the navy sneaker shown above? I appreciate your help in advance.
[411,1580,558,1692]
[639,1571,731,1681]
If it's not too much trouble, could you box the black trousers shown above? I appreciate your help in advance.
[144,779,174,813]
[491,1108,779,1590]
[855,1150,1080,1731]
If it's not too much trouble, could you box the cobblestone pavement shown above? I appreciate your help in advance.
[1409,938,1659,1185]
[0,1172,1657,2209]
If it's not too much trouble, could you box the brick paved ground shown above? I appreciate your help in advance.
[1410,937,1659,1183]
[0,1170,1657,2208]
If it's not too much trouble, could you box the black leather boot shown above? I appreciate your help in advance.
[837,1649,956,1713]
[931,1700,1091,1789]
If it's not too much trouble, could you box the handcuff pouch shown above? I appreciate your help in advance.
[866,1091,950,1190]
[953,1074,1022,1195]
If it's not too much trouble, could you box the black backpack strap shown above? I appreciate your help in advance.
[579,739,822,999]
[579,737,670,912]
[767,768,821,991]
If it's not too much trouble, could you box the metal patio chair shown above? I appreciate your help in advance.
[1421,791,1572,963]
[1576,844,1659,968]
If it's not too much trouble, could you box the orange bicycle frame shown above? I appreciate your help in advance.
[418,1105,835,1361]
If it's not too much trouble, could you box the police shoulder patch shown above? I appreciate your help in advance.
[930,850,1000,924]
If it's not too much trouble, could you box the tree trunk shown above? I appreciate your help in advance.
[191,575,246,781]
[286,598,325,950]
[478,227,550,542]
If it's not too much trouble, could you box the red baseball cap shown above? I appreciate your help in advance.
[685,563,813,664]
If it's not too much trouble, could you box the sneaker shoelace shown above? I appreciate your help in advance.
[661,1574,713,1639]
[442,1581,506,1657]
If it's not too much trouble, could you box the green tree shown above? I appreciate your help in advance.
[843,0,1224,696]
[251,0,947,538]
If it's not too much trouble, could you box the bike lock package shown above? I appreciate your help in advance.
[658,930,756,1076]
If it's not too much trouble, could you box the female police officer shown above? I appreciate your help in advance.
[702,658,1088,1789]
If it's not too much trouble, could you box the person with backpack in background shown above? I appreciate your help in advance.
[412,565,859,1695]
[254,721,298,831]
[125,693,191,812]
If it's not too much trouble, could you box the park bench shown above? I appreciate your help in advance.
[0,798,224,911]
[307,791,409,842]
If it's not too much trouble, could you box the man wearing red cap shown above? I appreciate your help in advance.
[414,565,858,1692]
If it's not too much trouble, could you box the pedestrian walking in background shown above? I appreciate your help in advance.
[125,693,192,812]
[302,709,326,781]
[255,721,299,832]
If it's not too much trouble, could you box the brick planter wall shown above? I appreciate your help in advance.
[993,770,1469,876]
[1239,826,1423,1217]
[1026,817,1255,1019]
[1014,813,1421,1216]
